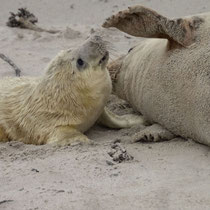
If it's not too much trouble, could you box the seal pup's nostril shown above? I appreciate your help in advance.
[99,51,109,65]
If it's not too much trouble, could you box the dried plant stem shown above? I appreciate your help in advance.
[17,18,59,33]
[0,53,21,77]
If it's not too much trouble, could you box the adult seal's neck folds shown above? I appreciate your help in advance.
[107,56,124,92]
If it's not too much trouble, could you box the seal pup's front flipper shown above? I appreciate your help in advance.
[98,107,147,129]
[47,126,92,146]
[103,5,195,47]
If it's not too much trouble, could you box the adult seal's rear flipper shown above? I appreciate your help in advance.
[103,5,195,47]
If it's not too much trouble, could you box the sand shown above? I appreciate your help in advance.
[0,0,210,209]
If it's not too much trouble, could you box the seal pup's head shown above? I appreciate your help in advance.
[39,35,111,112]
[45,35,109,82]
[75,35,109,71]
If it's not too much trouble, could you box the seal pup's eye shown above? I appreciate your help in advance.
[76,58,87,70]
[77,58,84,67]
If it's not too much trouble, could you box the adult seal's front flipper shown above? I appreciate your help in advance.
[103,5,196,47]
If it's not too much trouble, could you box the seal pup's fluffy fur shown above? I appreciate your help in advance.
[0,35,112,145]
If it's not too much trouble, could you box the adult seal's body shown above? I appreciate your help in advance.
[0,35,143,145]
[103,6,210,146]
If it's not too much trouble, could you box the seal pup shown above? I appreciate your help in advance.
[103,6,210,146]
[0,35,112,145]
[0,35,145,145]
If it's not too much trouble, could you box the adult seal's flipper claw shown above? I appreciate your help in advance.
[103,5,195,47]
[130,124,175,143]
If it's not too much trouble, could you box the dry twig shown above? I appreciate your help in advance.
[0,200,14,205]
[0,53,21,77]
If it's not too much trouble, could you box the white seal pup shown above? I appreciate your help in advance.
[103,6,210,146]
[0,35,144,145]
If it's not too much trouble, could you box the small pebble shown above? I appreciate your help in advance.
[106,160,115,166]
[31,168,39,173]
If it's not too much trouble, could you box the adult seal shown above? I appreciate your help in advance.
[103,6,210,146]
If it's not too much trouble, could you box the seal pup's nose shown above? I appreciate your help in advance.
[99,51,109,65]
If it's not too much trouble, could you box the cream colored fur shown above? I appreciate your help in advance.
[105,7,210,146]
[0,36,112,145]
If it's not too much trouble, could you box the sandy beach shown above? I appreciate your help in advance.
[1,0,210,209]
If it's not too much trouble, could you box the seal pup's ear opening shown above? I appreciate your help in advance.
[103,5,195,47]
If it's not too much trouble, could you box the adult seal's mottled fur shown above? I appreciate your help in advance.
[0,35,144,145]
[103,6,210,146]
